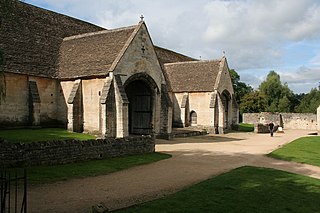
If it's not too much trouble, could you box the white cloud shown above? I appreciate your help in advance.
[202,0,320,70]
[280,66,320,84]
[25,0,320,93]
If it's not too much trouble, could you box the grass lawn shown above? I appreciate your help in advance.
[0,128,96,143]
[117,166,320,213]
[268,136,320,167]
[238,123,254,132]
[10,152,171,184]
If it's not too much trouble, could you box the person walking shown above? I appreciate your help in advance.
[268,122,275,137]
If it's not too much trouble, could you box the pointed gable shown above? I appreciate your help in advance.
[164,60,222,92]
[58,25,138,79]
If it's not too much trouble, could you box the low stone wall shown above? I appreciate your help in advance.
[254,123,279,133]
[243,112,317,130]
[0,136,154,167]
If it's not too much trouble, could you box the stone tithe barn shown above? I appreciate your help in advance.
[0,1,238,138]
[165,59,239,133]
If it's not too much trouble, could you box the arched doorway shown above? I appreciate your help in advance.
[125,78,155,135]
[190,111,197,126]
[221,90,231,128]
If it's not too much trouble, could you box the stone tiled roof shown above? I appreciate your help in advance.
[58,26,137,79]
[154,46,197,92]
[0,1,104,78]
[154,46,196,65]
[164,60,222,92]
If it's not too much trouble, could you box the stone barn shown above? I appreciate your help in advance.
[0,1,238,137]
[162,58,239,133]
[58,22,172,137]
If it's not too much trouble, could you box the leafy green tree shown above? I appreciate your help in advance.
[278,96,291,112]
[259,71,295,112]
[240,91,267,113]
[229,69,253,104]
[259,71,282,109]
[295,88,320,113]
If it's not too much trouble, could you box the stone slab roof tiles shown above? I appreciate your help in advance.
[164,60,222,92]
[58,26,137,79]
[0,1,104,78]
[154,46,197,65]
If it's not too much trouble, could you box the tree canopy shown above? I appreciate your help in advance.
[229,69,253,104]
[295,88,320,113]
[235,70,319,114]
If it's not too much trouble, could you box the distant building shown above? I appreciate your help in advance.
[0,1,238,137]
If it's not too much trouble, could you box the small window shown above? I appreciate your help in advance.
[98,91,101,96]
[190,111,197,125]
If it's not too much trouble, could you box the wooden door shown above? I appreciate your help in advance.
[131,94,152,134]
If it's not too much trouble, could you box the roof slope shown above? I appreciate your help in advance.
[58,26,137,79]
[154,46,196,65]
[0,1,104,77]
[164,60,222,92]
[154,46,197,91]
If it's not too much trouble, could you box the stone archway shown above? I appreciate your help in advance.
[221,90,231,129]
[124,73,158,135]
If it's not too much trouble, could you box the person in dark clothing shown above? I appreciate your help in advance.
[268,122,275,137]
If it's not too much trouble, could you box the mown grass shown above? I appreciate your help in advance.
[117,166,320,213]
[9,153,171,184]
[0,128,96,143]
[238,123,254,132]
[268,136,320,167]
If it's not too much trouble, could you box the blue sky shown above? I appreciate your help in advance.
[25,0,320,93]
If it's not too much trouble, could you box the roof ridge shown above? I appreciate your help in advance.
[154,46,196,60]
[164,59,221,66]
[63,25,138,41]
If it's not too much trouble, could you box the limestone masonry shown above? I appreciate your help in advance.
[0,1,238,138]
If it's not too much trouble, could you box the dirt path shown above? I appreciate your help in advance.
[28,130,320,213]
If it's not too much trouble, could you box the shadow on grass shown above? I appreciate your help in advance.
[116,166,320,213]
[25,141,320,213]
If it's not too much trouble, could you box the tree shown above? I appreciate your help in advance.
[259,71,295,112]
[278,96,291,112]
[295,88,320,113]
[259,71,282,109]
[240,91,267,113]
[229,69,253,104]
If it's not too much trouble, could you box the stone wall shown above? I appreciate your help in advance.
[189,92,213,126]
[0,136,154,167]
[243,112,317,130]
[0,73,65,128]
[0,73,29,127]
[82,78,106,133]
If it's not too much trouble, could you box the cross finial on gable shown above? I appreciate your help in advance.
[140,15,144,22]
[223,51,226,57]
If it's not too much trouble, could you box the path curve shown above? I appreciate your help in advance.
[28,130,320,212]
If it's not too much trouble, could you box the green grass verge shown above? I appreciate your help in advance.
[0,128,96,143]
[238,123,254,132]
[117,166,320,213]
[9,153,171,184]
[268,136,320,167]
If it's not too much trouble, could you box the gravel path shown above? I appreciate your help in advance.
[28,130,320,212]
